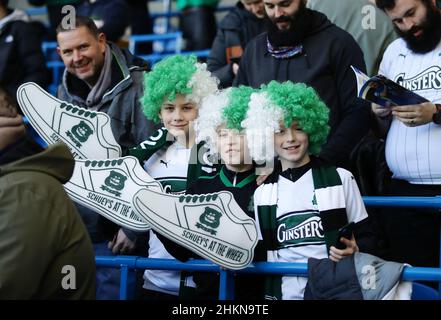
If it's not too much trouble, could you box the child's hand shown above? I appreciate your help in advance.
[329,235,359,262]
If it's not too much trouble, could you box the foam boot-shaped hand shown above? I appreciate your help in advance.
[132,189,259,269]
[17,82,121,159]
[65,156,163,231]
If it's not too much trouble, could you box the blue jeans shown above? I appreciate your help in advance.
[93,242,137,300]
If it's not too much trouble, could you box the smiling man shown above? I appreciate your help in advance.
[372,0,441,270]
[55,16,157,299]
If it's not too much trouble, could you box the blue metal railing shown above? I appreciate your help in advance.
[95,196,441,300]
[96,256,441,300]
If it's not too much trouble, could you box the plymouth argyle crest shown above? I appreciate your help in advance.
[132,189,258,269]
[64,156,163,231]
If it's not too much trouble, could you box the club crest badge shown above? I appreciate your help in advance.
[101,170,128,197]
[67,120,94,148]
[196,207,222,235]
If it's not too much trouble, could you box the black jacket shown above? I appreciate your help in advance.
[207,2,264,88]
[0,10,49,100]
[234,9,371,169]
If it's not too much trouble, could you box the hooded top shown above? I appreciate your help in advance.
[234,9,371,168]
[0,9,49,100]
[0,142,96,299]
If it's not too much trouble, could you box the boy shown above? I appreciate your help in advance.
[128,55,219,299]
[159,86,266,300]
[242,80,370,300]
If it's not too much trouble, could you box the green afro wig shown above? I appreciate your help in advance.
[140,55,219,123]
[242,81,330,161]
[195,86,257,156]
[222,86,256,130]
[265,80,330,155]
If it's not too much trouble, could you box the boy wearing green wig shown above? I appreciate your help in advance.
[242,80,370,300]
[128,55,219,299]
[158,85,266,300]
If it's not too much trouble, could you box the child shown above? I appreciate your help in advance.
[128,55,219,299]
[242,80,370,300]
[160,85,266,300]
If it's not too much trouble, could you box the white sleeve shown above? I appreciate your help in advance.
[378,40,397,78]
[337,168,368,223]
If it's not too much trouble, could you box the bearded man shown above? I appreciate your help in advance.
[371,0,441,270]
[233,0,371,169]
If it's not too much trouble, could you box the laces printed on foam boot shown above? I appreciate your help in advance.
[64,156,162,231]
[132,188,259,269]
[17,82,121,159]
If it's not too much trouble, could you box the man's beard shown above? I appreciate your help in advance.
[395,4,441,54]
[265,2,310,47]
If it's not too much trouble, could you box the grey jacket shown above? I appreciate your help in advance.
[58,42,156,155]
[57,42,157,242]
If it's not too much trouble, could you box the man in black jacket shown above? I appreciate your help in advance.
[208,0,265,88]
[0,0,49,102]
[234,0,371,169]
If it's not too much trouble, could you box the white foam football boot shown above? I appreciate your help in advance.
[17,82,121,159]
[64,156,162,231]
[132,189,259,269]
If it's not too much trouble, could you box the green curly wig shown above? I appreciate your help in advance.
[195,86,256,156]
[222,86,256,130]
[140,55,198,123]
[265,80,330,155]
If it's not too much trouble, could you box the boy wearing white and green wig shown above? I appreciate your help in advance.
[242,80,370,300]
[127,54,219,299]
[159,85,266,300]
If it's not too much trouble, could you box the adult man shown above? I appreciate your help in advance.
[208,0,265,87]
[0,0,48,101]
[307,0,397,76]
[372,0,441,268]
[56,16,155,298]
[234,0,371,168]
[0,90,95,299]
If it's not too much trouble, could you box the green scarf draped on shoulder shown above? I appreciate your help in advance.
[256,165,348,300]
[128,127,218,190]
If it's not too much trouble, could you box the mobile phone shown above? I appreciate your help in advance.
[335,222,355,250]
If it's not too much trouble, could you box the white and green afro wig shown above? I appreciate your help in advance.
[241,80,330,162]
[140,55,219,123]
[195,85,257,156]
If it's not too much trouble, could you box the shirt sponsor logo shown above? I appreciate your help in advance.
[277,213,324,247]
[395,66,441,91]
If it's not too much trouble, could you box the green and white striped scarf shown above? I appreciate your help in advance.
[256,165,348,300]
[128,127,217,188]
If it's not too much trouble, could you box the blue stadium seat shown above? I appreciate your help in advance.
[411,282,439,300]
[42,42,64,95]
[129,32,182,56]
